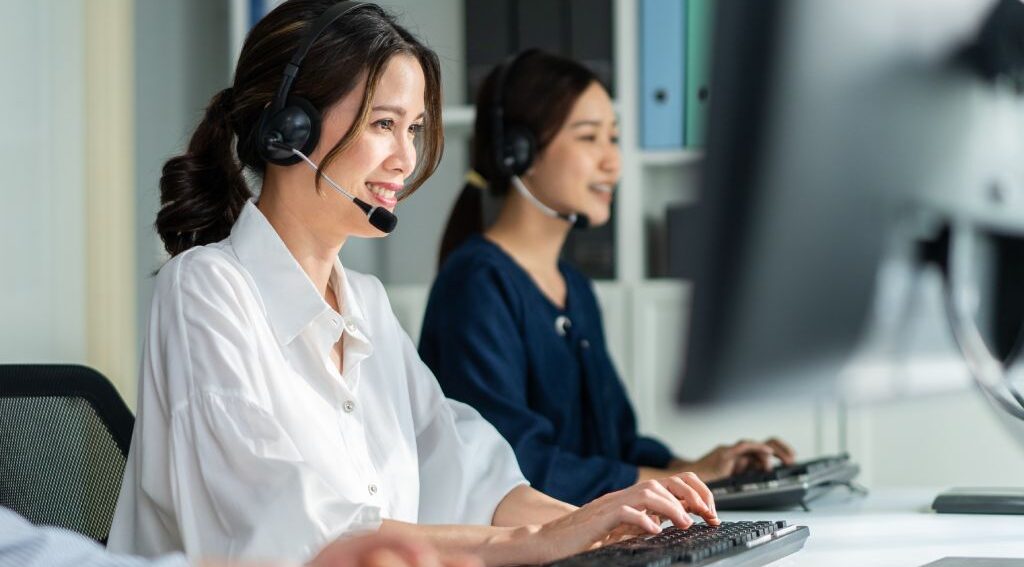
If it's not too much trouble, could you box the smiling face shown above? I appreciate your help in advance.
[521,81,621,227]
[282,53,427,240]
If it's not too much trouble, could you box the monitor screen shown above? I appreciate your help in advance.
[673,0,1024,407]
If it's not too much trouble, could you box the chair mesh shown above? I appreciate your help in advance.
[0,381,129,543]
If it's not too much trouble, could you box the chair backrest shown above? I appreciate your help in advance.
[0,364,134,544]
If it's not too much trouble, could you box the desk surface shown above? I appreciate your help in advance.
[715,487,1024,566]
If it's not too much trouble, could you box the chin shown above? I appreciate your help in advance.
[583,206,612,228]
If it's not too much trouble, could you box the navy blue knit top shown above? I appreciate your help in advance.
[418,235,673,505]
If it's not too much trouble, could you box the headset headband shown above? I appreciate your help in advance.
[270,1,367,114]
[490,50,533,173]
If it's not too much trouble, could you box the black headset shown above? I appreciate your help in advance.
[258,1,368,166]
[489,49,590,229]
[490,50,539,177]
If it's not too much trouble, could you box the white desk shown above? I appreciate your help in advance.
[715,488,1024,566]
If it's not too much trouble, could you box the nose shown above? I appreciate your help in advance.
[386,131,417,178]
[601,138,622,177]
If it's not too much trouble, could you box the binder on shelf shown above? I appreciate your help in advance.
[639,0,686,150]
[685,0,714,148]
[569,0,615,96]
[465,0,515,102]
[464,0,616,104]
[247,0,285,28]
[517,0,567,55]
[249,0,265,28]
[666,202,700,279]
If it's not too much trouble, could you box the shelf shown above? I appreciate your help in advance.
[443,101,623,130]
[442,105,475,129]
[640,149,705,167]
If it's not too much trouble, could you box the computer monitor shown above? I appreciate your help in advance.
[673,0,1024,436]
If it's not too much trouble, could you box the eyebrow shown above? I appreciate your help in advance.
[569,119,619,129]
[371,105,426,120]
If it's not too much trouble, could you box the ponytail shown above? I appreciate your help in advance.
[155,87,250,257]
[437,171,489,269]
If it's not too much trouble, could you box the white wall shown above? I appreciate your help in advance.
[0,1,88,364]
[134,0,231,352]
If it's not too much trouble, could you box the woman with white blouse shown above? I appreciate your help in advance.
[108,2,719,565]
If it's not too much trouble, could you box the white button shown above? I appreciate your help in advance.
[330,318,340,328]
[555,315,571,336]
[343,400,356,413]
[581,339,590,349]
[368,483,378,495]
[346,322,357,332]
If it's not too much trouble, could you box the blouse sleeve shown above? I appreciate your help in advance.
[374,278,528,526]
[156,253,381,563]
[419,264,642,506]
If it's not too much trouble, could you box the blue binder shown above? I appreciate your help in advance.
[249,0,266,29]
[639,0,686,149]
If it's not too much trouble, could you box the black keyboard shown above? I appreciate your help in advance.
[707,453,862,510]
[544,521,809,567]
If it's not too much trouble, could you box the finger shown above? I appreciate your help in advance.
[733,455,753,474]
[727,440,774,457]
[615,504,664,534]
[728,442,775,470]
[677,473,720,525]
[765,438,797,464]
[632,481,693,529]
[753,449,773,471]
[741,455,763,473]
[663,475,715,526]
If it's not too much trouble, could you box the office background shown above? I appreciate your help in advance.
[2,0,1023,492]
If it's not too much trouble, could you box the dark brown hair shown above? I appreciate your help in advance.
[437,49,599,268]
[156,0,444,256]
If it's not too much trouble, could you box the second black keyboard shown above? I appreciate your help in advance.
[706,453,862,510]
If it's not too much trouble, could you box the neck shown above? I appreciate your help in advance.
[257,182,345,303]
[485,187,572,274]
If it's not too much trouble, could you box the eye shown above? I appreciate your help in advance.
[409,123,424,136]
[577,134,598,143]
[610,135,621,145]
[374,118,395,132]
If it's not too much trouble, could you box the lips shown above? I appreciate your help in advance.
[366,182,400,208]
[589,183,614,203]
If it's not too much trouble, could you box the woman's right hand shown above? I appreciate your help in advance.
[688,438,796,482]
[526,473,719,564]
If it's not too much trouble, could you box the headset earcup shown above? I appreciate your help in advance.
[257,96,322,166]
[502,124,536,176]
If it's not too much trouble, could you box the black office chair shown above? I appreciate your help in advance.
[0,364,134,544]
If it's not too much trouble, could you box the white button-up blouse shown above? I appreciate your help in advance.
[108,201,527,563]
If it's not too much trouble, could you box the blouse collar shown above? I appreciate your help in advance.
[229,200,368,346]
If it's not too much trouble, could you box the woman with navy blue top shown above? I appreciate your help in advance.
[419,50,796,506]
